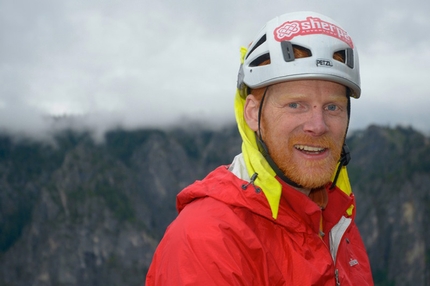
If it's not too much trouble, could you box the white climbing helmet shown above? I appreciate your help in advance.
[237,11,361,98]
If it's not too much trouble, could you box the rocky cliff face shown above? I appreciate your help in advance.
[348,125,430,285]
[0,125,429,285]
[0,126,241,286]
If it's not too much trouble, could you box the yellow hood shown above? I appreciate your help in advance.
[234,47,354,219]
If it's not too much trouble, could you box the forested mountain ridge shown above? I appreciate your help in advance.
[0,124,429,285]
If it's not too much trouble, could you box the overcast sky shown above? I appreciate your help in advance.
[1,0,429,140]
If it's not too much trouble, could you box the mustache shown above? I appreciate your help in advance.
[288,133,341,150]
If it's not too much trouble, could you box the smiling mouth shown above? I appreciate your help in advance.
[294,144,327,154]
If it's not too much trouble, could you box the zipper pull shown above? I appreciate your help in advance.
[335,269,340,286]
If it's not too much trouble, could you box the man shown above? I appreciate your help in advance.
[146,11,373,285]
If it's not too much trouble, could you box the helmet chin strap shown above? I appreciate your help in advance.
[255,87,352,191]
[330,143,351,190]
[256,136,304,189]
[330,94,352,189]
[256,87,304,189]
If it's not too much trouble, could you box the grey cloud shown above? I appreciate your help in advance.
[0,0,429,140]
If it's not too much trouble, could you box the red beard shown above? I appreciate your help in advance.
[264,132,343,189]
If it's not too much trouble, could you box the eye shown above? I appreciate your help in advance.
[326,104,339,111]
[288,102,299,109]
[284,101,307,113]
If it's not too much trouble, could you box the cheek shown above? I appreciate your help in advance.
[330,117,349,138]
[262,113,294,140]
[266,108,299,129]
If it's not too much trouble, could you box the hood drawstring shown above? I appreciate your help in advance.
[242,173,261,193]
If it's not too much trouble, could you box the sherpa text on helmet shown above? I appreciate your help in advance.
[237,11,360,99]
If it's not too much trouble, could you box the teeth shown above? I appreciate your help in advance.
[295,145,325,152]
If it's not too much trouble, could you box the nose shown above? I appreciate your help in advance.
[303,107,329,136]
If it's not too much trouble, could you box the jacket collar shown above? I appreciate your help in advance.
[177,166,350,235]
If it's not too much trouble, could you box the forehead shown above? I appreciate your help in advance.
[268,80,347,99]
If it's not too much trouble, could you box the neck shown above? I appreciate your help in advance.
[294,186,311,196]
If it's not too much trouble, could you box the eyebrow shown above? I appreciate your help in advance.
[276,91,346,98]
[273,91,348,103]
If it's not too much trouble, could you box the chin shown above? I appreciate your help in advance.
[297,178,329,190]
[283,165,335,189]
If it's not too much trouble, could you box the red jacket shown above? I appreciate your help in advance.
[146,165,373,285]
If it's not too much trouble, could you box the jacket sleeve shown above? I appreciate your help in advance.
[145,198,269,286]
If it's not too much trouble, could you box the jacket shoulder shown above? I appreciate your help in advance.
[172,196,259,246]
[146,197,271,285]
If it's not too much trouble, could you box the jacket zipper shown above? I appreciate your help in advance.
[335,269,340,286]
[331,216,354,286]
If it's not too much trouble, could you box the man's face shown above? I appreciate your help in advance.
[245,80,348,189]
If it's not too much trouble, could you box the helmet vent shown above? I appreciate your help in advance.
[249,53,271,67]
[246,34,267,60]
[281,42,312,62]
[292,44,312,59]
[333,48,354,68]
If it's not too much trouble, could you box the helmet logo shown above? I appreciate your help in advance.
[316,59,333,67]
[274,17,354,48]
[275,22,301,39]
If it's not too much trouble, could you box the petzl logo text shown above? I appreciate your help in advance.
[316,59,333,67]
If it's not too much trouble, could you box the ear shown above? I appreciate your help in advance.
[244,94,260,132]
